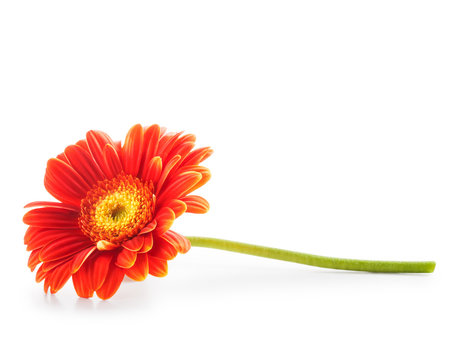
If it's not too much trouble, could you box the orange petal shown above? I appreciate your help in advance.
[181,147,213,166]
[102,144,123,179]
[190,168,211,193]
[141,156,162,183]
[90,253,114,291]
[122,236,145,251]
[25,228,73,251]
[138,219,157,236]
[43,276,51,294]
[147,256,168,277]
[86,130,117,171]
[27,226,73,251]
[96,264,125,300]
[96,240,120,251]
[56,152,69,164]
[28,249,41,271]
[181,195,210,214]
[72,262,94,298]
[167,134,196,161]
[162,199,187,218]
[156,155,181,194]
[42,256,72,272]
[24,201,80,212]
[75,139,90,152]
[148,236,177,260]
[35,265,46,283]
[162,230,191,254]
[48,261,73,293]
[156,132,183,162]
[24,226,38,245]
[140,124,161,175]
[138,234,153,253]
[23,207,79,229]
[44,158,90,206]
[158,171,202,203]
[115,248,138,268]
[71,246,96,273]
[39,235,92,262]
[64,144,105,186]
[122,124,144,177]
[125,254,149,281]
[24,226,39,245]
[154,207,175,235]
[175,166,211,194]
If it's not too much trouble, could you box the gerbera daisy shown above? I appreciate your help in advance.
[24,124,435,301]
[23,124,212,299]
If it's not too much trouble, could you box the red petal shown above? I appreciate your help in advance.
[156,154,181,194]
[147,256,168,277]
[125,254,149,281]
[64,144,105,186]
[44,276,51,294]
[48,261,73,293]
[72,261,94,298]
[139,124,161,176]
[44,158,91,205]
[25,228,74,251]
[181,147,213,166]
[167,134,196,161]
[28,249,41,271]
[96,240,120,251]
[141,156,162,183]
[39,235,92,262]
[24,226,40,246]
[122,236,145,251]
[96,264,125,300]
[23,207,79,228]
[181,195,210,214]
[75,139,90,152]
[71,246,96,273]
[138,233,153,253]
[56,152,69,164]
[157,132,182,162]
[86,130,117,171]
[115,248,137,268]
[122,124,144,177]
[163,199,187,218]
[154,207,175,235]
[162,230,191,254]
[148,236,177,260]
[188,167,211,193]
[42,256,72,272]
[172,165,211,194]
[101,144,123,179]
[24,201,80,212]
[90,252,114,291]
[138,219,157,236]
[158,171,202,203]
[36,265,46,283]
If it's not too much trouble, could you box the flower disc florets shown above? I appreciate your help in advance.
[79,174,155,245]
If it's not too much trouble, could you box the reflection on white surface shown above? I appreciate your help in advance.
[28,259,434,314]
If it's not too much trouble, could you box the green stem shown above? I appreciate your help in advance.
[186,236,435,273]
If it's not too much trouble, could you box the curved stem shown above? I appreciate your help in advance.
[186,236,435,273]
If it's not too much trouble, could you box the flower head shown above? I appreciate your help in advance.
[23,124,212,299]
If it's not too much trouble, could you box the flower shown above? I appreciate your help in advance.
[23,124,212,299]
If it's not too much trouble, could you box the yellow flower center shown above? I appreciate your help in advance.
[79,174,155,244]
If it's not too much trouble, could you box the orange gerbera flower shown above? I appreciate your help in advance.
[23,124,212,299]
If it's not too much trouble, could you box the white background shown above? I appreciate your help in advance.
[0,1,449,359]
